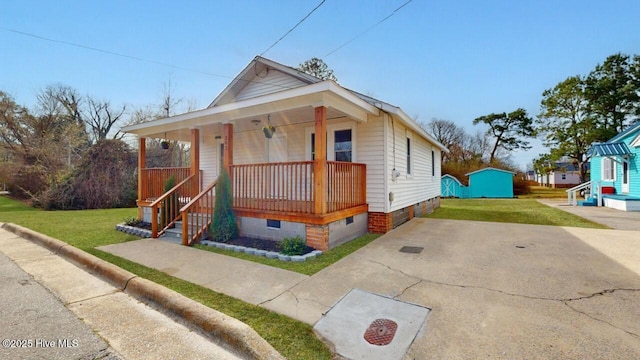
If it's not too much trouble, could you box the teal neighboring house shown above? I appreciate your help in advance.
[466,167,515,198]
[587,121,640,211]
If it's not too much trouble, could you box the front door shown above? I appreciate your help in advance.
[622,159,630,193]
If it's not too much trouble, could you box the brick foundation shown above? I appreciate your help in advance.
[306,224,329,251]
[368,212,393,234]
[408,205,414,220]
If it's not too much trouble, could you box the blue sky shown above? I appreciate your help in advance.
[2,0,639,169]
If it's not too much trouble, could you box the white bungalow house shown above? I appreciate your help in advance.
[123,56,447,251]
[536,162,581,188]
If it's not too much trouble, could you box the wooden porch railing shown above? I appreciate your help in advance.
[180,180,217,246]
[150,174,197,238]
[231,161,366,214]
[327,161,367,212]
[231,161,315,214]
[139,167,191,201]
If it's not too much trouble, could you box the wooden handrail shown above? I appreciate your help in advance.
[180,180,217,246]
[139,167,191,201]
[150,174,196,238]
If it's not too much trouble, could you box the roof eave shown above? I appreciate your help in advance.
[122,81,379,137]
[380,104,449,152]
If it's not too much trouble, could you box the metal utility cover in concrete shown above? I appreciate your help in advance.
[314,288,430,360]
[399,246,424,254]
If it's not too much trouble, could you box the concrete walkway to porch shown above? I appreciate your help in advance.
[538,198,640,231]
[99,239,309,305]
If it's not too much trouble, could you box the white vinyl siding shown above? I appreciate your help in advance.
[386,118,441,212]
[235,70,307,101]
[197,114,442,214]
[356,115,386,212]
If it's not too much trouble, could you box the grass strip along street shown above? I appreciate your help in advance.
[0,196,332,359]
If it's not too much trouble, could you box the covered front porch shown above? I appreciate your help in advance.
[127,81,378,249]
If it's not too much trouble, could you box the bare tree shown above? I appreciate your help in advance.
[424,118,466,162]
[85,98,126,142]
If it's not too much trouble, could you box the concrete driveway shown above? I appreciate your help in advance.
[100,217,640,359]
[263,218,640,359]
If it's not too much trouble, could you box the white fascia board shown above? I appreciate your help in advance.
[380,104,449,152]
[631,133,640,147]
[122,81,379,136]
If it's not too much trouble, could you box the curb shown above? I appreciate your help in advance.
[1,223,284,360]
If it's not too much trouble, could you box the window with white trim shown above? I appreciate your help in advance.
[431,150,435,177]
[602,157,615,181]
[406,137,411,175]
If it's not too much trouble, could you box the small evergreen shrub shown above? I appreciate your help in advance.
[280,236,307,256]
[160,175,179,227]
[210,168,238,242]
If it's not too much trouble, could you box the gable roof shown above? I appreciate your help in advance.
[442,174,463,186]
[123,56,448,152]
[607,121,640,143]
[552,162,579,172]
[465,167,516,176]
[207,56,447,152]
[208,56,321,107]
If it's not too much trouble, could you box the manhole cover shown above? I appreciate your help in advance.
[363,318,398,346]
[399,246,423,254]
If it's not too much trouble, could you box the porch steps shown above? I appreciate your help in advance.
[160,213,211,243]
[578,197,598,207]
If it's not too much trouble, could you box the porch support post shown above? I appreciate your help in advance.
[137,137,146,220]
[190,128,200,197]
[314,106,328,215]
[223,123,234,172]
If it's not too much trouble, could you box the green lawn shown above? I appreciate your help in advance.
[0,196,331,359]
[425,198,608,229]
[518,186,571,199]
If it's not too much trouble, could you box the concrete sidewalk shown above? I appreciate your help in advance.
[100,218,640,359]
[538,198,640,231]
[100,239,308,305]
[0,225,247,360]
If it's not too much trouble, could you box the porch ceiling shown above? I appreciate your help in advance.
[123,81,379,141]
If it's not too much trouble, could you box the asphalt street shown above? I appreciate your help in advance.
[0,250,122,360]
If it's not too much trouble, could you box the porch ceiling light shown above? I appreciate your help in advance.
[251,119,262,126]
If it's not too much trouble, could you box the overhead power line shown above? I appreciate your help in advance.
[0,26,301,92]
[325,0,413,57]
[0,26,234,80]
[260,0,326,56]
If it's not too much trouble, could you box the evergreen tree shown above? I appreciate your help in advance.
[210,168,237,242]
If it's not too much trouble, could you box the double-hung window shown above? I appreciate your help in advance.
[406,138,411,175]
[602,157,615,181]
